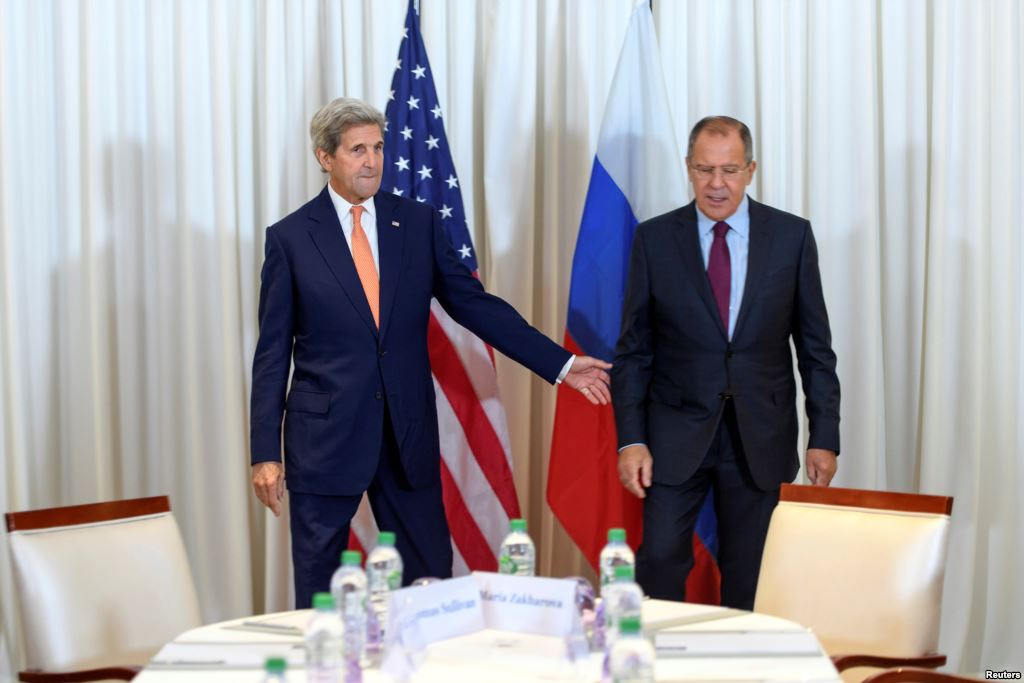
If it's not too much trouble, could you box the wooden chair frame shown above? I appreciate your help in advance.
[779,483,953,516]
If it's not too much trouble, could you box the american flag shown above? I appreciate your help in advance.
[348,0,520,574]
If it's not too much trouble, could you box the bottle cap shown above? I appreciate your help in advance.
[378,531,396,546]
[510,518,527,532]
[341,549,363,566]
[614,564,635,581]
[618,615,642,634]
[607,528,626,542]
[265,656,287,673]
[312,592,335,610]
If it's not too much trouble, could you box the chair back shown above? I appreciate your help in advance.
[753,484,953,657]
[5,496,202,672]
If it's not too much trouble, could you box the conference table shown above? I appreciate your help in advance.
[136,598,841,682]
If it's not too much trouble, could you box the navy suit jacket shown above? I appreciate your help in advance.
[612,198,840,490]
[250,187,570,495]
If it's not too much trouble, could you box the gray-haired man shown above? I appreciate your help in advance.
[249,98,612,608]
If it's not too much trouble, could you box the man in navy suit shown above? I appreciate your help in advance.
[612,116,841,609]
[250,98,612,609]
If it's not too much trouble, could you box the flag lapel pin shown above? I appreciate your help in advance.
[392,220,400,228]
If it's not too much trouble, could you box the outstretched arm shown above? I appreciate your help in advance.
[430,209,611,403]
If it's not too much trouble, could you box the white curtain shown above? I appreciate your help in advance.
[1,0,1020,677]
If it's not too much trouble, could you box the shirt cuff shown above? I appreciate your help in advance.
[618,443,646,453]
[554,354,576,384]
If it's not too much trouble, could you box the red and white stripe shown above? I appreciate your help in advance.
[350,297,520,574]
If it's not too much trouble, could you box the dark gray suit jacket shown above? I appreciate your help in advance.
[611,198,840,490]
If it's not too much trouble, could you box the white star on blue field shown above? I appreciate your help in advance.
[382,3,477,272]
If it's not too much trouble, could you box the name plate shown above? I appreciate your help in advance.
[473,572,581,637]
[386,575,486,651]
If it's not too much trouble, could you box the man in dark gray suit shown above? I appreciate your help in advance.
[612,116,841,609]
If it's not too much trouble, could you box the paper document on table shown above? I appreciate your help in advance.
[147,641,305,670]
[642,599,746,631]
[418,629,581,681]
[222,611,308,637]
[655,629,823,657]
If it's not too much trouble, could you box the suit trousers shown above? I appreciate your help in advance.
[288,404,454,610]
[635,402,779,609]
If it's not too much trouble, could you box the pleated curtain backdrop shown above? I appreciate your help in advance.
[0,0,1020,677]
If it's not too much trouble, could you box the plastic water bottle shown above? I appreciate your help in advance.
[330,549,368,675]
[598,528,635,594]
[305,592,343,683]
[568,575,597,642]
[262,656,287,683]
[609,615,655,683]
[604,565,643,639]
[498,518,536,576]
[602,563,645,681]
[366,531,403,645]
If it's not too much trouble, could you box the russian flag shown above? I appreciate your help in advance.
[546,0,720,604]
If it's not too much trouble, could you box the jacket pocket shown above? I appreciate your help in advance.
[286,389,330,414]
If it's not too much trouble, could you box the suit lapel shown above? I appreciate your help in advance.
[375,192,405,340]
[306,186,379,337]
[672,202,728,340]
[732,197,775,340]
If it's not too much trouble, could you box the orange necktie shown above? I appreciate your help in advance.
[350,205,379,327]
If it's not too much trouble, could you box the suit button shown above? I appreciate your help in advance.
[726,350,734,359]
[378,349,387,357]
[718,392,733,400]
[375,391,383,400]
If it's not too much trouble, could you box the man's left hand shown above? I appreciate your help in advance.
[564,356,613,405]
[806,448,837,486]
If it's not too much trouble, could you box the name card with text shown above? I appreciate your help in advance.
[386,576,486,651]
[473,572,581,637]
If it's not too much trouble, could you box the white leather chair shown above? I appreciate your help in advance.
[5,496,202,681]
[754,483,953,682]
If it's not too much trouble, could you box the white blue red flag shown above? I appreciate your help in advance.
[546,0,720,602]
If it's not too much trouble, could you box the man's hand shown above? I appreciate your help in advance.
[618,444,653,499]
[252,461,285,516]
[806,448,837,486]
[564,356,613,405]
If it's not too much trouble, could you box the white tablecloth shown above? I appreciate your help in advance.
[136,599,840,682]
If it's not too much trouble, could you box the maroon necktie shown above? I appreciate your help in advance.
[708,221,731,332]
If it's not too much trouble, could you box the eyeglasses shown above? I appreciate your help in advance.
[690,163,749,180]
